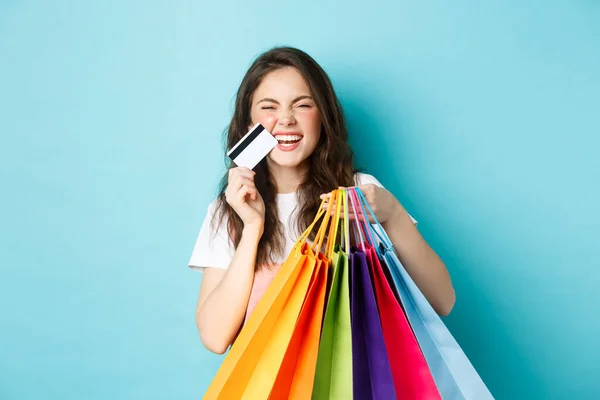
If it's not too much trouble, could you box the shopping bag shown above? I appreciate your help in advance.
[203,198,332,400]
[354,188,494,400]
[312,190,353,400]
[366,244,441,399]
[268,201,335,399]
[347,190,396,400]
[346,188,441,399]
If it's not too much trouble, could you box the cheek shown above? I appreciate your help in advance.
[251,111,278,132]
[299,110,322,141]
[262,115,278,129]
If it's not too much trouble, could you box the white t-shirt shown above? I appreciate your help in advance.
[187,172,416,272]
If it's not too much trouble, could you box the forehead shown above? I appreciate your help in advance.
[253,67,311,100]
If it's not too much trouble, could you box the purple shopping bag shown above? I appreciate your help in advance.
[350,246,397,400]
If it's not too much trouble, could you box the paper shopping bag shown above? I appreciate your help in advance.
[311,248,352,400]
[268,191,350,399]
[350,247,397,400]
[353,188,494,400]
[268,251,329,399]
[312,190,353,400]
[203,202,331,400]
[380,248,493,400]
[366,244,441,399]
[344,188,395,400]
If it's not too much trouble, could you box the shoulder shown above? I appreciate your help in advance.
[206,196,221,213]
[354,172,384,187]
[205,196,227,227]
[187,196,234,271]
[206,197,221,217]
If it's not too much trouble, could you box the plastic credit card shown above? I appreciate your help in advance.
[227,123,278,170]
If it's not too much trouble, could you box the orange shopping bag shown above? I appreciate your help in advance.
[269,191,343,399]
[203,195,336,400]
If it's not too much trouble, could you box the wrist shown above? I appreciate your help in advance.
[382,200,406,227]
[243,222,264,237]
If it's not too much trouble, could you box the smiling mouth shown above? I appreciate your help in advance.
[275,134,303,146]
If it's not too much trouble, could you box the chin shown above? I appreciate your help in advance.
[268,153,308,168]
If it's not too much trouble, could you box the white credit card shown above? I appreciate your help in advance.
[227,123,278,170]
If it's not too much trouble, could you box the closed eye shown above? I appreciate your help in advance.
[261,106,276,110]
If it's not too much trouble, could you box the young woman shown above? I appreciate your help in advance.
[188,46,455,354]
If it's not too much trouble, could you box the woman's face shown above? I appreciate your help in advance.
[249,67,322,169]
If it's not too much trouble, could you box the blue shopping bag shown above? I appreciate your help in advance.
[353,188,494,400]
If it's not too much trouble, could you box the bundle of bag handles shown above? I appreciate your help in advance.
[297,187,394,261]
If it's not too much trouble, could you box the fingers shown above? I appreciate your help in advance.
[320,203,358,220]
[237,177,256,190]
[226,167,260,205]
[320,186,354,200]
[229,166,256,181]
[237,184,259,203]
[319,185,373,199]
[228,167,257,190]
[238,185,250,200]
[320,200,374,222]
[320,191,339,200]
[339,211,357,221]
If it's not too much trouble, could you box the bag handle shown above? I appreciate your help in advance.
[312,190,338,255]
[295,197,329,249]
[347,188,367,252]
[324,190,343,259]
[341,189,350,253]
[354,188,394,251]
[349,188,377,249]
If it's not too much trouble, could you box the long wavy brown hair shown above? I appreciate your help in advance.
[213,46,358,269]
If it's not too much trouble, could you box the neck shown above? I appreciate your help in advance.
[268,159,309,194]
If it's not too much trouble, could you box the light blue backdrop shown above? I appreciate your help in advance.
[1,1,598,399]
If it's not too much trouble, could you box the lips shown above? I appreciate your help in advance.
[274,132,303,144]
[273,132,303,152]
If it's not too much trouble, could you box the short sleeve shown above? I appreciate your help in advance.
[354,172,418,225]
[188,199,235,272]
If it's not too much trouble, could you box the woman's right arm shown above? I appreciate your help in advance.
[195,224,262,354]
[194,166,265,354]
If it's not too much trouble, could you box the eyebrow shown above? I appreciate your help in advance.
[256,95,314,105]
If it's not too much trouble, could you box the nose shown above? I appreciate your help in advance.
[277,109,296,126]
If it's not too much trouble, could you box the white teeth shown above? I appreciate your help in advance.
[276,135,302,142]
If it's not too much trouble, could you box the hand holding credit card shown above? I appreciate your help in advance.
[227,123,278,170]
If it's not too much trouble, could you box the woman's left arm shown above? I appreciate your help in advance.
[321,184,456,316]
[323,184,456,316]
[360,184,456,316]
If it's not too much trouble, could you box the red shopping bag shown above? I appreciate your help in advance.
[367,245,441,399]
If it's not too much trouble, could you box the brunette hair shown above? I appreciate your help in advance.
[213,46,357,268]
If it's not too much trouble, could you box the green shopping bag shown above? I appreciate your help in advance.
[312,189,353,400]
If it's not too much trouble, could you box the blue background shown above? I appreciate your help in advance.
[1,1,599,399]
